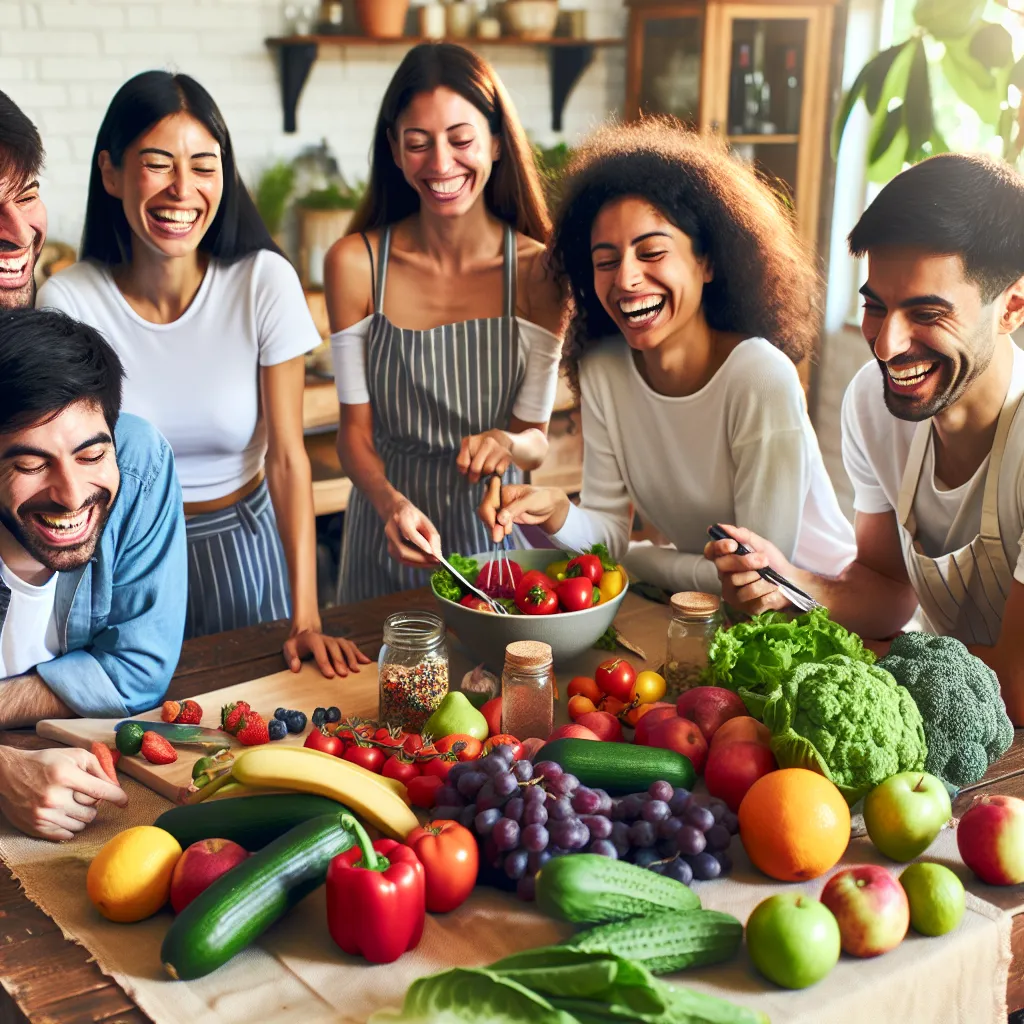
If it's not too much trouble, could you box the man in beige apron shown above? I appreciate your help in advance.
[705,153,1024,727]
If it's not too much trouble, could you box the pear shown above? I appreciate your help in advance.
[423,691,489,741]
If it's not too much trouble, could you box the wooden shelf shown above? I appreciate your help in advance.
[303,375,339,432]
[265,34,624,133]
[726,133,800,144]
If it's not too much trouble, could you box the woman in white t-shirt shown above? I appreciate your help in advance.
[482,122,856,593]
[38,71,368,678]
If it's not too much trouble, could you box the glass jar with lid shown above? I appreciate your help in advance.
[501,640,554,740]
[378,611,449,733]
[664,592,722,700]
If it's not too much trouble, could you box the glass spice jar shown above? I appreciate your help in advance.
[501,640,554,740]
[664,592,722,700]
[378,611,449,733]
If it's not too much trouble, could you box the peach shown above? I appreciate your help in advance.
[676,687,749,743]
[705,740,777,811]
[575,710,624,743]
[710,715,771,752]
[170,838,249,913]
[568,694,598,720]
[547,723,600,743]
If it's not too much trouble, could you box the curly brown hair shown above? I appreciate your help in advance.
[551,119,822,394]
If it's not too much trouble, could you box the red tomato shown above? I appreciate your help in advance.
[476,559,524,599]
[406,774,444,809]
[515,570,552,599]
[595,658,637,703]
[557,576,596,612]
[567,676,601,702]
[566,554,603,584]
[402,732,424,756]
[482,734,525,760]
[459,594,494,612]
[373,727,405,750]
[421,755,457,780]
[304,729,344,757]
[516,583,559,615]
[434,734,484,761]
[343,744,385,773]
[382,754,421,785]
[405,820,479,913]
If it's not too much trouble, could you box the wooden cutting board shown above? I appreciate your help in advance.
[36,661,380,804]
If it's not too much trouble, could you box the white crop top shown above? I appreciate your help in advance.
[330,316,563,423]
[37,251,320,503]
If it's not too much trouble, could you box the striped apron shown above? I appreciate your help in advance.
[896,376,1024,645]
[338,223,526,601]
[183,479,291,639]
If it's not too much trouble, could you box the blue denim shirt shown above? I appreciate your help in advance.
[0,413,187,716]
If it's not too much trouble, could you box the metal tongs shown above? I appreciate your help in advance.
[707,524,823,614]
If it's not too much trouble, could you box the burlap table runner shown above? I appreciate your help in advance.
[0,777,1012,1024]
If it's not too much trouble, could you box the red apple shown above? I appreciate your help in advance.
[709,715,771,752]
[481,697,502,738]
[704,740,777,811]
[170,838,249,913]
[547,723,600,743]
[647,716,708,774]
[819,866,910,957]
[676,687,748,743]
[957,794,1024,885]
[634,705,678,746]
[575,711,623,743]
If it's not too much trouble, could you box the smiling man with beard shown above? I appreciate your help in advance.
[706,153,1024,725]
[0,308,187,840]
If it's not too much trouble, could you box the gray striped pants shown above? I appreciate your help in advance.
[183,480,291,639]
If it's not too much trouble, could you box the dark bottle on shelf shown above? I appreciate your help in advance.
[783,47,802,134]
[728,43,748,134]
[741,44,760,134]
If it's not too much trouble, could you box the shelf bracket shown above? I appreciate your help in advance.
[276,41,319,133]
[549,44,595,132]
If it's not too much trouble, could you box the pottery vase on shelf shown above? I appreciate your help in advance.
[355,0,410,38]
[446,0,474,38]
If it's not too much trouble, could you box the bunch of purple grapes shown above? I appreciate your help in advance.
[431,745,738,901]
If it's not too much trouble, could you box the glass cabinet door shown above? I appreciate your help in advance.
[627,7,705,124]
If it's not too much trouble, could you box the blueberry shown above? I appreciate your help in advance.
[311,707,327,727]
[268,718,287,741]
[285,710,307,734]
[274,707,288,721]
[325,706,341,723]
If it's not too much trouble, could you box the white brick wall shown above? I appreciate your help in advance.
[0,0,627,247]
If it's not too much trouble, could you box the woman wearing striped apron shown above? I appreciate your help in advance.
[327,44,565,600]
[37,71,368,679]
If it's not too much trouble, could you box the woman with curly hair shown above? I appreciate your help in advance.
[481,120,855,594]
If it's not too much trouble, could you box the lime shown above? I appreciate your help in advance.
[899,862,966,936]
[115,722,146,757]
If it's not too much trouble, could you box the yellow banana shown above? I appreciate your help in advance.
[231,746,419,839]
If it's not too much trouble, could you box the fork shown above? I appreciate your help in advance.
[435,551,508,614]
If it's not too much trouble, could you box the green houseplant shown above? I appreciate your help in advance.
[254,161,296,236]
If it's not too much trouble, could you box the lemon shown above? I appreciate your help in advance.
[899,862,965,936]
[87,826,182,922]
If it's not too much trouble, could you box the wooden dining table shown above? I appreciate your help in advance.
[0,586,1022,1024]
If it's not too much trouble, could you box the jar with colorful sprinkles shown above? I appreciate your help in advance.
[377,611,449,733]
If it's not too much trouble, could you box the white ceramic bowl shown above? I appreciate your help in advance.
[432,548,628,670]
[502,0,559,40]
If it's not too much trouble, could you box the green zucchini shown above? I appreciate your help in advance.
[538,738,696,795]
[535,854,700,924]
[566,910,743,974]
[161,812,354,980]
[154,793,345,851]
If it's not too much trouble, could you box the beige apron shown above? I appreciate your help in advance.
[896,378,1024,645]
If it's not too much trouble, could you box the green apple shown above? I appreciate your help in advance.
[422,691,489,741]
[899,862,965,936]
[863,772,952,862]
[746,893,841,989]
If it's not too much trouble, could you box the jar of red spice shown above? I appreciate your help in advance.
[377,612,449,733]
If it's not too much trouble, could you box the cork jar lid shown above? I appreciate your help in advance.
[504,640,553,669]
[670,591,721,617]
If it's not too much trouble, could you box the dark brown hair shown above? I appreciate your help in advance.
[0,90,44,194]
[349,43,550,242]
[551,119,822,393]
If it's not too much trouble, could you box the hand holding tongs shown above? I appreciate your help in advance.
[707,524,823,614]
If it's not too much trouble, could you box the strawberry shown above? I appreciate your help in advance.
[233,711,270,747]
[220,701,251,733]
[140,731,177,765]
[161,700,181,723]
[90,741,120,785]
[175,699,203,725]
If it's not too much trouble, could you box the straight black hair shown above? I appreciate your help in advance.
[849,153,1024,302]
[81,71,280,265]
[0,309,124,435]
[0,90,44,194]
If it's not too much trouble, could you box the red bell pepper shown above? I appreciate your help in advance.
[326,814,425,964]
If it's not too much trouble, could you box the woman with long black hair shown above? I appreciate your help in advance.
[326,43,565,601]
[38,71,368,678]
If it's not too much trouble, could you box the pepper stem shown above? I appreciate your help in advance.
[341,813,381,871]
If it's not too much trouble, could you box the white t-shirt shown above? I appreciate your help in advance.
[37,251,320,503]
[331,315,562,423]
[842,343,1024,582]
[551,337,857,594]
[0,559,60,679]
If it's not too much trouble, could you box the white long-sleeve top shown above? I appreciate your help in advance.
[551,337,857,594]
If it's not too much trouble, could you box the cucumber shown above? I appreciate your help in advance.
[566,910,743,973]
[535,853,700,924]
[161,812,354,980]
[538,738,695,794]
[154,793,345,851]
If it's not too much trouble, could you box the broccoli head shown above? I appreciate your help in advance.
[879,632,1014,788]
[763,654,928,804]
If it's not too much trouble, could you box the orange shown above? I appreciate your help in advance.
[711,715,770,751]
[738,768,851,882]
